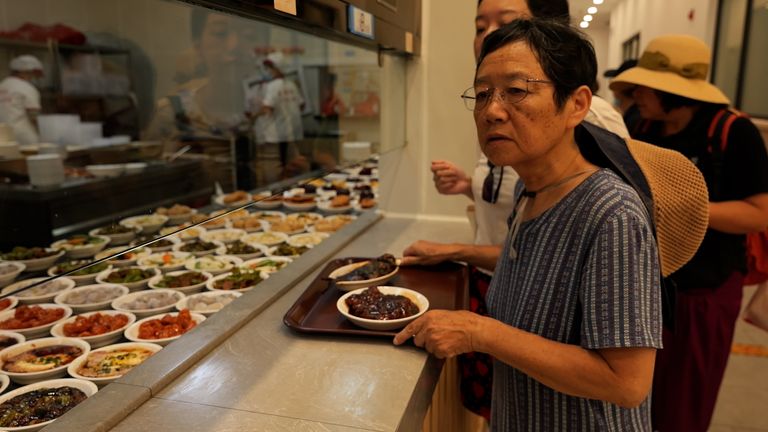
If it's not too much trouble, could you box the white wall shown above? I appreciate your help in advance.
[584,23,611,99]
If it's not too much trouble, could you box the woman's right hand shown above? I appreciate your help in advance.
[431,160,472,197]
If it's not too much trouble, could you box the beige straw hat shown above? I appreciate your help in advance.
[609,34,729,105]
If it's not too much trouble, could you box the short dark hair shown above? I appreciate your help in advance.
[654,90,704,112]
[478,0,571,24]
[477,18,597,109]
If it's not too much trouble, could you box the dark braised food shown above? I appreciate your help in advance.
[271,244,308,257]
[224,241,258,255]
[3,344,84,373]
[96,225,134,235]
[104,268,156,284]
[52,260,109,276]
[1,247,57,261]
[0,305,66,330]
[345,286,419,320]
[0,298,12,312]
[213,268,263,291]
[336,254,397,281]
[0,386,87,427]
[180,241,218,253]
[0,336,18,349]
[156,272,208,288]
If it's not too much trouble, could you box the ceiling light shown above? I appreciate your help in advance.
[593,0,604,4]
[580,21,590,28]
[584,14,593,22]
[588,6,598,14]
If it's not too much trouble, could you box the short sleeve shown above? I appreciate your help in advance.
[722,117,768,200]
[262,80,280,107]
[580,209,662,350]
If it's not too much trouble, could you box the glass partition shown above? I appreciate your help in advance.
[0,0,406,305]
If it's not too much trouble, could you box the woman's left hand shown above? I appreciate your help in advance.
[393,310,485,358]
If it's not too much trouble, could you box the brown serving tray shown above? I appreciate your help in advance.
[283,258,469,337]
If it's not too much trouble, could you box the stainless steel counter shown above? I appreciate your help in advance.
[45,216,473,432]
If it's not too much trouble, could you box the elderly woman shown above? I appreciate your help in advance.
[394,19,709,431]
[610,35,768,432]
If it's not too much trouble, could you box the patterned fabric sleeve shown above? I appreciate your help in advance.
[580,208,663,349]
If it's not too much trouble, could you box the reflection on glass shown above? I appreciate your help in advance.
[740,0,768,117]
[713,0,748,104]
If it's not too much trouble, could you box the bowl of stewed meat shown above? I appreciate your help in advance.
[0,304,73,338]
[0,377,97,431]
[206,268,268,293]
[50,310,136,348]
[336,286,429,331]
[148,270,211,295]
[124,309,205,346]
[0,337,90,384]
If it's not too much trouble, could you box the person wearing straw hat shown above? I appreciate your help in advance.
[610,34,768,432]
[0,55,44,145]
[394,19,709,431]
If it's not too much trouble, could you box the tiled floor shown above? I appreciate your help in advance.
[709,284,768,432]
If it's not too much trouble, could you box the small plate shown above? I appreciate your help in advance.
[336,286,429,331]
[328,260,400,292]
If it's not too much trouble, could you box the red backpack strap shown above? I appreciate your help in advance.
[707,108,748,153]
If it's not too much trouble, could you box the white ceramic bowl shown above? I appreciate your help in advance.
[0,378,97,431]
[329,260,400,292]
[137,251,191,272]
[206,270,269,293]
[123,162,147,175]
[120,214,169,234]
[131,236,179,252]
[148,270,212,295]
[214,242,269,262]
[266,244,310,259]
[50,235,110,259]
[47,261,112,286]
[317,200,353,214]
[0,330,25,350]
[0,337,90,384]
[173,240,223,257]
[53,283,129,313]
[252,193,283,210]
[282,199,317,211]
[111,289,185,319]
[88,226,140,246]
[239,256,293,275]
[309,214,358,233]
[175,291,242,316]
[0,297,18,313]
[336,286,429,331]
[95,266,160,291]
[0,262,25,288]
[214,192,251,208]
[0,304,73,338]
[2,249,65,272]
[250,211,286,223]
[2,277,75,304]
[86,163,124,178]
[199,228,246,244]
[162,225,206,242]
[124,311,206,346]
[228,217,267,233]
[285,212,324,226]
[95,246,152,267]
[286,232,329,248]
[241,231,288,247]
[50,310,136,348]
[157,208,197,226]
[0,374,8,395]
[184,255,242,275]
[67,341,162,386]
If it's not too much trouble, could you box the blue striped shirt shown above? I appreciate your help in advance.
[487,169,662,432]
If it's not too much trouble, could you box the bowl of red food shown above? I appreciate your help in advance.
[336,286,429,331]
[0,378,97,431]
[0,337,90,384]
[123,309,205,346]
[50,310,136,348]
[0,304,73,338]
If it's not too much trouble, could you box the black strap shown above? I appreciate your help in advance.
[707,108,741,200]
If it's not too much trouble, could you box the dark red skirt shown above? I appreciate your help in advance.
[652,271,744,432]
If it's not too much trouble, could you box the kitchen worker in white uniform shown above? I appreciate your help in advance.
[0,55,44,145]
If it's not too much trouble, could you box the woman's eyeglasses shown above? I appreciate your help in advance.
[461,78,552,111]
[482,161,504,204]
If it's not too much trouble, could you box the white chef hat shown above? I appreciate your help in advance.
[263,51,284,69]
[10,55,43,72]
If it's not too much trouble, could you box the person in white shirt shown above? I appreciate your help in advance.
[0,55,44,145]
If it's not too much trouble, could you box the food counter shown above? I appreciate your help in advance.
[42,216,474,432]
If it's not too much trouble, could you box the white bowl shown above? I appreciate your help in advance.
[120,214,169,234]
[286,232,330,248]
[50,235,110,259]
[282,199,317,211]
[0,378,98,431]
[123,162,147,175]
[86,163,124,178]
[200,228,246,244]
[95,246,151,267]
[214,192,252,208]
[175,291,242,316]
[0,374,8,394]
[50,310,136,348]
[336,286,429,331]
[309,214,358,233]
[252,192,283,210]
[173,240,223,257]
[184,255,242,275]
[266,244,310,259]
[206,270,269,293]
[317,200,354,214]
[88,226,139,246]
[0,330,25,350]
[132,236,179,252]
[111,289,185,319]
[0,304,73,338]
[239,256,293,275]
[162,225,206,242]
[0,337,90,384]
[2,277,76,304]
[148,270,212,295]
[95,266,160,291]
[53,283,129,313]
[0,262,25,288]
[227,217,266,233]
[124,311,206,346]
[214,242,269,262]
[47,260,112,286]
[328,260,400,292]
[285,212,324,226]
[1,249,65,272]
[156,208,197,226]
[249,211,286,223]
[67,341,162,386]
[137,251,192,272]
[0,297,18,313]
[241,231,288,247]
